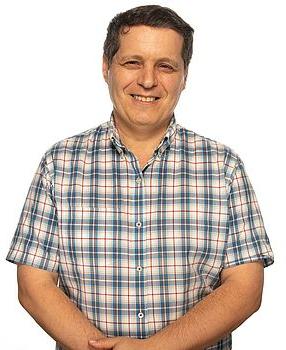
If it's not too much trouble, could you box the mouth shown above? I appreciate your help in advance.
[130,94,160,103]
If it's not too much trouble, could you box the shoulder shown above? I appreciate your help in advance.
[44,120,109,159]
[178,124,242,179]
[39,121,109,175]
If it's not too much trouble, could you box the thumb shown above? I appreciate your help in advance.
[89,337,117,349]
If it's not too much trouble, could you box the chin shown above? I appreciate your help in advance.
[135,112,160,121]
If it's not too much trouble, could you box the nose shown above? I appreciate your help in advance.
[137,65,158,89]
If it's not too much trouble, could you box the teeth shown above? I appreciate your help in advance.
[132,95,157,102]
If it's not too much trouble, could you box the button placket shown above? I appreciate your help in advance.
[134,170,147,329]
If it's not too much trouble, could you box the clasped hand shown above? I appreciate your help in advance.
[89,335,154,350]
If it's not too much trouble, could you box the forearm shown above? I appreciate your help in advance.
[19,282,105,350]
[147,279,261,350]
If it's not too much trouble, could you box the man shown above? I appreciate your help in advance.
[6,5,274,350]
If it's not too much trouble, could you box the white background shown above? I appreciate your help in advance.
[0,0,285,348]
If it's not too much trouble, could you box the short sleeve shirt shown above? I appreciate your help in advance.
[6,113,274,349]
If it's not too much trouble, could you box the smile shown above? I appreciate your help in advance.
[130,94,160,103]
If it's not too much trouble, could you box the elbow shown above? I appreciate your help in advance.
[17,278,41,312]
[18,284,32,310]
[246,291,262,317]
[16,264,58,311]
[252,294,262,313]
[230,280,263,319]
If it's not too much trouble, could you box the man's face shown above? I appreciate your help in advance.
[102,25,187,130]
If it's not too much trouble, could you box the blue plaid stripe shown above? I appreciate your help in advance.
[6,113,274,349]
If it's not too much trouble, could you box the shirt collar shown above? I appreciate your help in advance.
[108,112,178,156]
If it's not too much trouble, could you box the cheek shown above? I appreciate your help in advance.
[162,76,185,97]
[111,71,135,92]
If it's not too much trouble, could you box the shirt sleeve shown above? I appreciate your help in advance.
[6,152,59,272]
[223,158,274,269]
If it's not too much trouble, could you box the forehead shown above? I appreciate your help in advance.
[116,25,184,61]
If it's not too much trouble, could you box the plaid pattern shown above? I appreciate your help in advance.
[6,113,274,349]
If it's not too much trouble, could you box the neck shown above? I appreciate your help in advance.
[113,113,172,152]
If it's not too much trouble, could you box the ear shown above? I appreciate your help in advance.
[102,55,109,83]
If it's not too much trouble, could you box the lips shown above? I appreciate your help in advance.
[130,94,160,102]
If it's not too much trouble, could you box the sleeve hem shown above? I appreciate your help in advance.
[223,255,274,270]
[6,254,59,273]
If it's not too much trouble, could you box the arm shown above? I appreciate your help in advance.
[17,264,106,350]
[144,260,264,350]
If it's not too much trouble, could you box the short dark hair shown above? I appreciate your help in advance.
[103,5,194,72]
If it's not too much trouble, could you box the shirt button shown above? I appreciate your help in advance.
[136,266,142,272]
[136,176,142,184]
[138,312,144,319]
[136,221,142,228]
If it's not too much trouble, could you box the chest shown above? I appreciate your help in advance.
[55,149,229,270]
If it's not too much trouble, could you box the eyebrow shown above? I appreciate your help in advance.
[119,55,180,69]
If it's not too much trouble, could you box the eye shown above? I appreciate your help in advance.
[124,61,140,67]
[159,64,175,72]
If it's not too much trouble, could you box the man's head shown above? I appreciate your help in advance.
[103,5,194,74]
[102,5,194,132]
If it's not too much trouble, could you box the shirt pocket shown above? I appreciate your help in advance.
[59,203,116,239]
[58,202,131,273]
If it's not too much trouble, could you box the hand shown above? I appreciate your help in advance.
[89,336,152,350]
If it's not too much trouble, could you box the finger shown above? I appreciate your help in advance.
[89,345,109,350]
[89,339,116,349]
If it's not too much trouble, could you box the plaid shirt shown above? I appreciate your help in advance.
[6,113,274,349]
